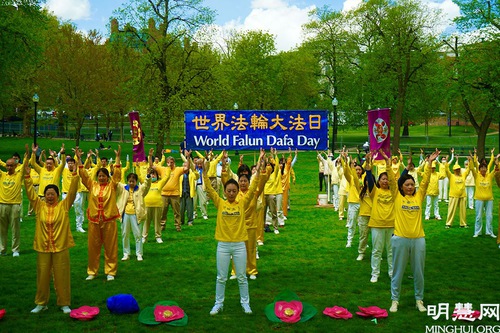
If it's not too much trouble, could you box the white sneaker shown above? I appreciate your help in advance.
[77,227,86,233]
[257,240,264,246]
[156,237,163,244]
[473,234,479,238]
[490,234,497,238]
[356,254,364,261]
[142,237,146,243]
[229,275,237,280]
[346,242,352,248]
[203,216,208,220]
[106,275,114,281]
[210,303,223,315]
[256,251,259,260]
[13,252,19,257]
[390,301,398,313]
[370,276,378,283]
[416,300,427,312]
[121,255,129,261]
[242,303,252,314]
[61,306,71,314]
[436,216,442,220]
[85,275,95,281]
[425,217,430,221]
[137,254,143,261]
[274,229,279,234]
[249,274,257,280]
[31,305,48,313]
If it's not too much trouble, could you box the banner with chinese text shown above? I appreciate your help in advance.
[367,108,391,160]
[185,110,328,151]
[128,111,146,162]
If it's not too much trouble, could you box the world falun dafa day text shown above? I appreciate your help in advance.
[184,110,329,151]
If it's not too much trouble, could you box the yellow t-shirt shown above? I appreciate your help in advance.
[125,188,135,215]
[393,166,431,238]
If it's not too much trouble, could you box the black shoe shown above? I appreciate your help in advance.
[264,226,272,233]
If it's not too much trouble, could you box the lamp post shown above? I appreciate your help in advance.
[33,93,39,146]
[332,97,338,152]
[448,103,452,137]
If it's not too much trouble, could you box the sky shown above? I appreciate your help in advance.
[44,0,461,51]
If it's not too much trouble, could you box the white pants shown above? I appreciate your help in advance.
[474,200,494,236]
[371,228,393,278]
[121,213,143,256]
[215,241,249,305]
[62,192,85,230]
[346,203,360,244]
[425,195,440,219]
[332,184,339,210]
[466,186,474,209]
[438,178,449,201]
[357,215,369,254]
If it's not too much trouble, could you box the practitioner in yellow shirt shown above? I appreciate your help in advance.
[0,147,28,257]
[365,150,397,283]
[444,156,470,228]
[30,143,66,197]
[78,146,122,281]
[203,152,262,316]
[24,155,79,314]
[341,150,364,248]
[470,150,496,238]
[390,149,440,313]
[143,149,169,243]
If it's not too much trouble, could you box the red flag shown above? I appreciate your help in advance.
[128,111,146,162]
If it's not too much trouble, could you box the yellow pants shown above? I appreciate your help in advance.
[446,197,467,226]
[87,221,118,276]
[232,228,258,276]
[339,195,347,219]
[35,249,71,306]
[256,207,265,243]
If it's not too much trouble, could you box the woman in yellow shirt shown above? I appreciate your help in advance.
[24,156,79,314]
[203,151,263,316]
[78,147,122,282]
[366,151,397,283]
[341,151,364,248]
[390,149,439,313]
[470,153,496,238]
[444,157,470,228]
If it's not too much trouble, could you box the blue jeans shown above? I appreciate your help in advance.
[391,236,425,301]
[215,241,249,305]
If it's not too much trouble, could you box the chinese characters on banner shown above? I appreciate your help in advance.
[184,110,329,151]
[128,111,146,162]
[367,108,391,160]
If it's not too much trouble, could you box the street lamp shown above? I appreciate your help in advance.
[448,103,452,137]
[33,93,39,146]
[331,97,338,152]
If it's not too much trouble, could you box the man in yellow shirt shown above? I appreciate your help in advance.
[62,157,87,233]
[160,155,184,232]
[0,147,28,257]
[30,143,66,198]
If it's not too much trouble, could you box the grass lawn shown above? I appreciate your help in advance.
[0,134,499,333]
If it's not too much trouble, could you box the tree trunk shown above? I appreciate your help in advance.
[402,121,409,137]
[475,116,492,160]
[392,99,405,156]
[155,122,165,156]
[23,106,31,136]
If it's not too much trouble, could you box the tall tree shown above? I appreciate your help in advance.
[113,0,216,152]
[352,0,442,153]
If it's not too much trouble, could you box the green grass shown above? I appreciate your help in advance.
[0,135,499,332]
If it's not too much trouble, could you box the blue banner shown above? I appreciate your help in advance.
[184,110,328,150]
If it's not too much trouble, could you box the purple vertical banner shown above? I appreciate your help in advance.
[128,111,146,162]
[367,108,391,160]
